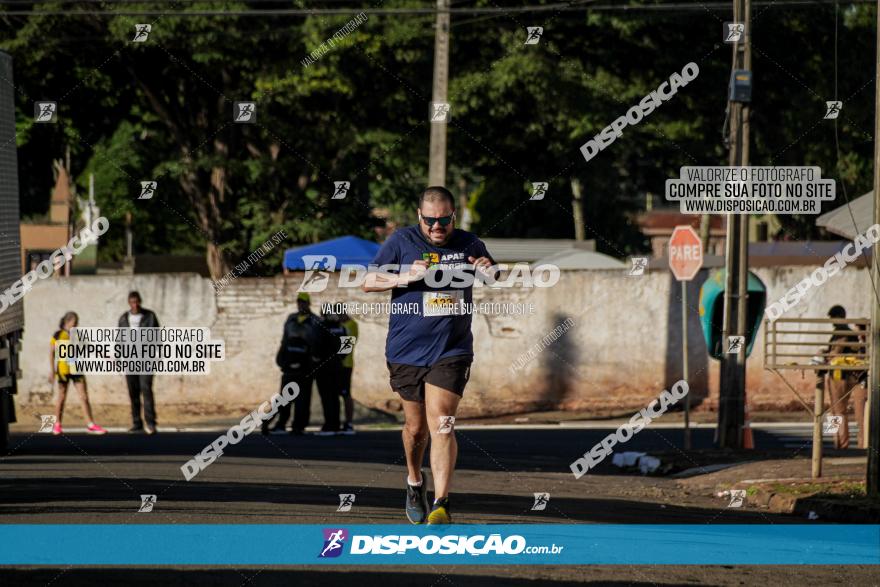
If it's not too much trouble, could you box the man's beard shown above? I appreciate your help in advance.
[422,226,450,246]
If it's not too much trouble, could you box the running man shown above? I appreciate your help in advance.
[363,186,495,524]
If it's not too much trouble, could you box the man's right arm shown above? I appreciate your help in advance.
[362,236,425,292]
[362,263,428,292]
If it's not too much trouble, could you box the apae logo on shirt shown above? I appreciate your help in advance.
[421,252,440,267]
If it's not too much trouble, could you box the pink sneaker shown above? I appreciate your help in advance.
[52,422,62,435]
[87,423,107,435]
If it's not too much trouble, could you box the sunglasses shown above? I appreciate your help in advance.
[420,212,455,227]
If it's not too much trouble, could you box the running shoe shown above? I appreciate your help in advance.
[405,475,429,524]
[52,422,62,436]
[340,422,356,436]
[314,426,339,436]
[145,425,157,435]
[87,423,107,435]
[426,497,452,525]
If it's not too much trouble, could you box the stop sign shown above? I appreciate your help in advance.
[668,225,703,281]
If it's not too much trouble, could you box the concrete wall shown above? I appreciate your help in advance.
[15,266,871,418]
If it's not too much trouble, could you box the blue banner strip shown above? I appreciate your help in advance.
[0,525,877,565]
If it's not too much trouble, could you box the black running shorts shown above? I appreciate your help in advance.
[387,355,473,402]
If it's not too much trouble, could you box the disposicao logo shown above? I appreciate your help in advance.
[319,528,348,558]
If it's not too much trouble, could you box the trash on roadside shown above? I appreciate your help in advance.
[808,511,819,520]
[611,451,661,475]
[638,455,661,474]
[612,451,646,468]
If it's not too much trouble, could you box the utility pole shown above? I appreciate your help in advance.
[428,0,450,187]
[867,0,880,497]
[571,178,586,241]
[699,215,711,253]
[718,0,751,448]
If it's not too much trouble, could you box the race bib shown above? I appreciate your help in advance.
[423,291,464,316]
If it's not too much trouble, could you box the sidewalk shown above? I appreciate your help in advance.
[11,402,812,433]
[671,453,879,522]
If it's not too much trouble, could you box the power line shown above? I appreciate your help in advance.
[0,0,874,16]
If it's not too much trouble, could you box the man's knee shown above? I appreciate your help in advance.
[403,417,428,440]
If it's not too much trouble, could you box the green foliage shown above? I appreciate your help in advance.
[1,1,876,273]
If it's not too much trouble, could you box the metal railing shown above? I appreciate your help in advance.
[763,317,869,478]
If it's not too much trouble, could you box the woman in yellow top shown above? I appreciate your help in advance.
[49,312,106,435]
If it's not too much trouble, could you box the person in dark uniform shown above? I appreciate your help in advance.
[266,292,321,435]
[313,309,346,436]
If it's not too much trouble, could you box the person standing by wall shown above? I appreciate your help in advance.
[339,310,358,435]
[824,305,861,449]
[267,292,320,435]
[49,312,107,435]
[118,291,160,434]
[313,309,346,436]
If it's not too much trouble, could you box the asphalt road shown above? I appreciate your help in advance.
[1,425,875,585]
[0,424,861,524]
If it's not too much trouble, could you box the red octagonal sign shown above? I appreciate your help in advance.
[668,225,703,281]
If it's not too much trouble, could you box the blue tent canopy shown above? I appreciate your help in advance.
[283,236,381,270]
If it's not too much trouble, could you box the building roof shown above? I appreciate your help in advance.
[816,192,873,240]
[533,249,626,270]
[482,238,595,263]
[637,210,725,235]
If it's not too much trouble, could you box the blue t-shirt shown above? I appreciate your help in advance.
[371,225,493,366]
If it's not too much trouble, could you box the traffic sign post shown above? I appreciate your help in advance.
[669,226,704,450]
